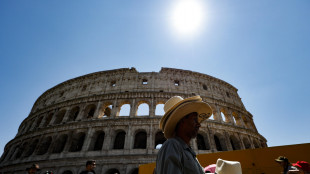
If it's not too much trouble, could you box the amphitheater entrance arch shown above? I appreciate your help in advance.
[113,130,126,149]
[214,133,227,151]
[155,103,164,116]
[230,135,241,150]
[118,102,130,116]
[134,131,147,149]
[197,133,210,150]
[137,101,149,116]
[154,131,166,149]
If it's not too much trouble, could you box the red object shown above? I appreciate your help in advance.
[292,161,310,172]
[204,164,216,173]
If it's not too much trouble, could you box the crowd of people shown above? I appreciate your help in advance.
[25,96,309,174]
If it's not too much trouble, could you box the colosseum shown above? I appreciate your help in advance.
[0,67,267,174]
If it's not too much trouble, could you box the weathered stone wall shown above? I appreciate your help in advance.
[0,67,266,174]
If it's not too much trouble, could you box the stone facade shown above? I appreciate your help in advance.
[0,67,267,174]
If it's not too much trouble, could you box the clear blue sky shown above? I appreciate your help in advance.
[1,0,309,156]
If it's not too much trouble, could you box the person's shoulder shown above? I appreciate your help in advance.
[160,138,183,150]
[79,171,89,174]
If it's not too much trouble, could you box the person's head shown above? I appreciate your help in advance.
[275,156,289,168]
[86,160,96,171]
[292,161,310,174]
[159,96,212,140]
[175,112,200,139]
[26,164,40,174]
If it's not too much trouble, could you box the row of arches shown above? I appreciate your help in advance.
[19,100,256,137]
[1,127,265,163]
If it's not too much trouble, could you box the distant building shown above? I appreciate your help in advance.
[0,67,266,173]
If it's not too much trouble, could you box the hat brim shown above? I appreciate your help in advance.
[163,101,212,139]
[159,96,202,130]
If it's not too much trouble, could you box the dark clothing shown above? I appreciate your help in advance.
[79,170,96,174]
[155,137,204,174]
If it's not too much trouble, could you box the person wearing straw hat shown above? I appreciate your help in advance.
[275,156,297,174]
[155,96,212,174]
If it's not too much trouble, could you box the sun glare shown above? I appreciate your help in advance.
[169,0,206,38]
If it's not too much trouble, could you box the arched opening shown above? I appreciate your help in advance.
[85,104,96,119]
[208,113,215,120]
[35,116,43,128]
[197,134,210,150]
[69,132,86,152]
[113,131,126,149]
[232,112,241,126]
[54,109,66,124]
[24,139,39,157]
[130,168,139,174]
[105,169,120,174]
[93,131,105,151]
[134,131,147,149]
[37,136,52,155]
[214,134,227,151]
[100,103,113,118]
[43,113,53,127]
[154,131,166,149]
[62,170,73,174]
[155,103,165,116]
[230,135,241,150]
[253,139,260,148]
[242,115,252,129]
[19,142,29,159]
[243,137,251,149]
[68,106,80,121]
[203,84,208,90]
[52,134,68,153]
[119,104,130,116]
[220,109,228,123]
[214,135,222,151]
[137,103,149,116]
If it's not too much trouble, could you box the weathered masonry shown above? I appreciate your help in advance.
[0,67,267,174]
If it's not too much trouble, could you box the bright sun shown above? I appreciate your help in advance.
[169,0,206,38]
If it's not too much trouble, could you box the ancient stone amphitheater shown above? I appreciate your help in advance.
[0,67,267,174]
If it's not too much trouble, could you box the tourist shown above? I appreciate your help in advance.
[26,164,40,174]
[80,160,96,174]
[155,96,212,174]
[275,156,297,174]
[288,161,310,174]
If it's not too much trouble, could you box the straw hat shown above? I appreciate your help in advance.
[159,96,212,139]
[215,159,242,174]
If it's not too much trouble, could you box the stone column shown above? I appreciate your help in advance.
[149,98,155,117]
[63,131,74,152]
[111,100,118,117]
[62,107,71,123]
[214,105,223,122]
[93,101,102,118]
[147,124,153,154]
[76,105,86,120]
[82,128,95,151]
[130,99,137,117]
[125,125,132,150]
[49,109,60,125]
[102,127,112,150]
[224,131,233,151]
